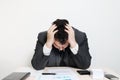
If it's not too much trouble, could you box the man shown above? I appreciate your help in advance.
[31,19,91,70]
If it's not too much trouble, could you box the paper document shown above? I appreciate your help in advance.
[37,68,80,80]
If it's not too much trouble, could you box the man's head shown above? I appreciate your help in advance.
[52,19,69,50]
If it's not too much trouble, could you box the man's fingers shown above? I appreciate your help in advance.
[48,25,57,32]
[65,24,73,31]
[65,29,69,34]
[53,30,58,34]
[49,24,55,30]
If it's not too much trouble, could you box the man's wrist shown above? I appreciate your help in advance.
[43,44,52,56]
[70,40,77,48]
[46,42,53,48]
[70,43,79,55]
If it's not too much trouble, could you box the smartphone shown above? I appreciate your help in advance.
[105,74,119,80]
[77,70,90,75]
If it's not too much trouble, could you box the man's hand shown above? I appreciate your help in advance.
[65,24,77,48]
[46,25,58,48]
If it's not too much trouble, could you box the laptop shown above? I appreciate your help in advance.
[2,72,30,80]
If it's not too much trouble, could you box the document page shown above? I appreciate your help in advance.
[37,67,80,80]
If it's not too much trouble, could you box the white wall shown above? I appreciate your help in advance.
[0,0,120,79]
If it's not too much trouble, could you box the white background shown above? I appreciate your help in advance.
[0,0,120,79]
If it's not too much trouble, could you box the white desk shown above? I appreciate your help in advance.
[15,67,120,80]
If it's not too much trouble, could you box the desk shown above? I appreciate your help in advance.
[15,67,120,80]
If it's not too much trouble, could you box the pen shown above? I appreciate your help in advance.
[42,73,56,75]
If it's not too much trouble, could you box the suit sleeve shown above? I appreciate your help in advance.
[31,33,50,70]
[71,33,92,69]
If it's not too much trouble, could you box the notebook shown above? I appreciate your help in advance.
[2,72,30,80]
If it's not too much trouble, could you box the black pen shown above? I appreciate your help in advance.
[42,73,56,75]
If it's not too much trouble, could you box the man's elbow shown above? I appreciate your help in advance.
[31,60,44,70]
[83,63,91,69]
[78,64,91,69]
[32,65,44,70]
[83,60,91,69]
[77,60,91,69]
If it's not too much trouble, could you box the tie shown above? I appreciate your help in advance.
[59,51,66,66]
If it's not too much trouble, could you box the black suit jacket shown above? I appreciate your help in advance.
[31,27,91,70]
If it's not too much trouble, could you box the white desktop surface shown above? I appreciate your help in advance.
[14,66,120,80]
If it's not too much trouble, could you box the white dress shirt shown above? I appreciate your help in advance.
[43,43,79,56]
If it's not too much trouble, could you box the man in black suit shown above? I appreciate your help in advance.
[31,19,91,70]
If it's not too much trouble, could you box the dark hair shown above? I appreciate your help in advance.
[52,19,69,44]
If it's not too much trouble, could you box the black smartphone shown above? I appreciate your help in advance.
[77,70,91,75]
[105,74,119,80]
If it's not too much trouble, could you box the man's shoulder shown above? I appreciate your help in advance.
[38,31,47,37]
[73,27,86,36]
[37,31,47,42]
[73,27,87,44]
